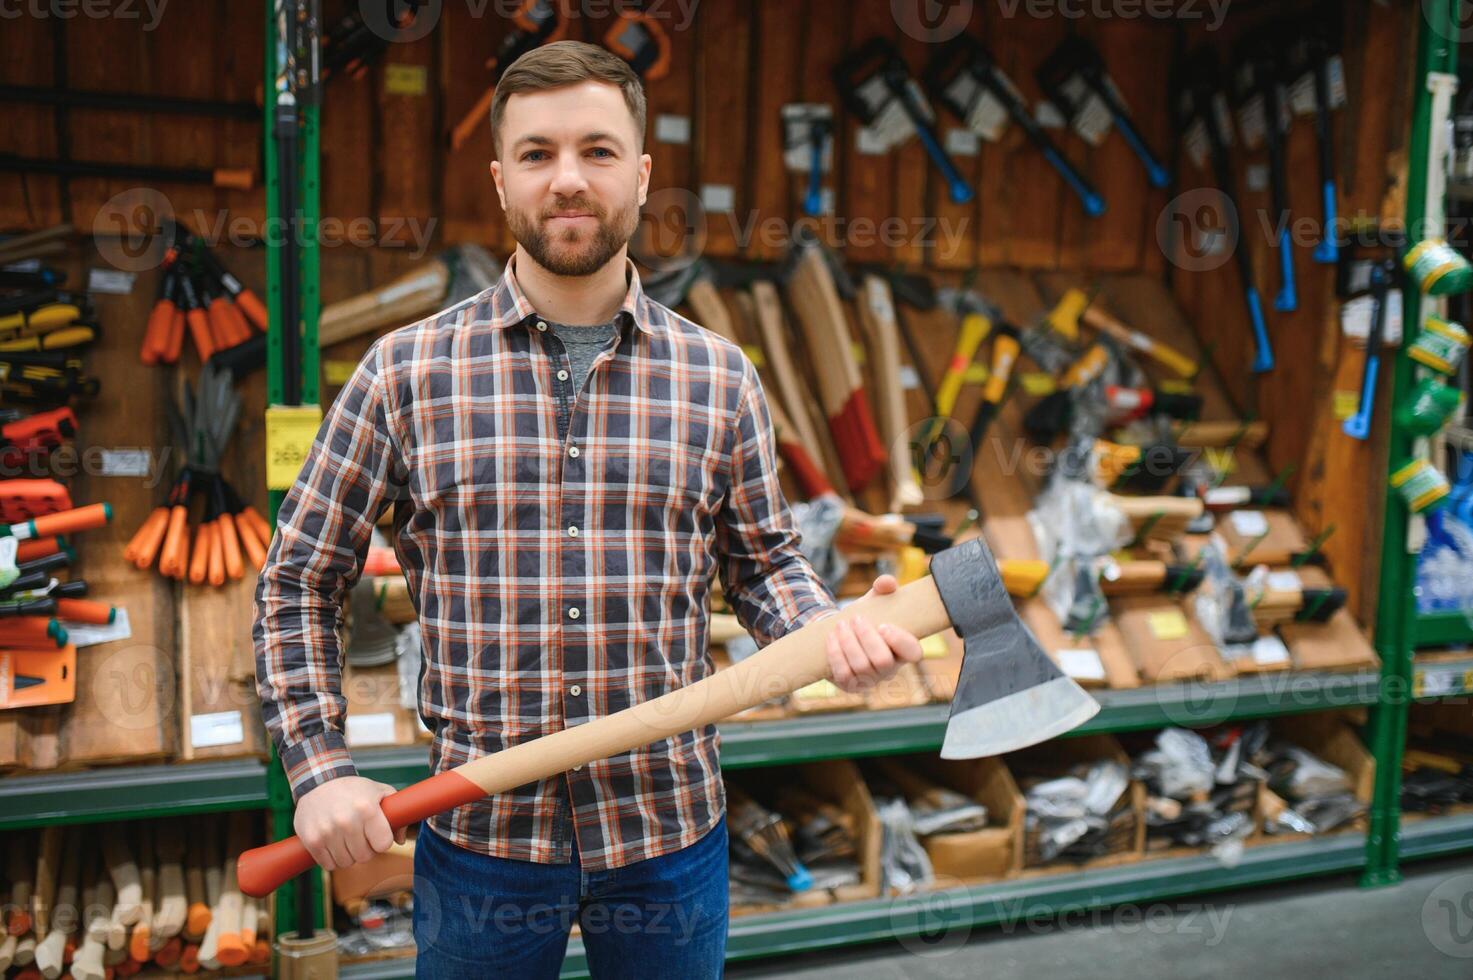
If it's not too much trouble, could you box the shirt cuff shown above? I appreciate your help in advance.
[280,730,359,802]
[778,601,841,640]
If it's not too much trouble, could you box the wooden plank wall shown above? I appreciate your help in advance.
[0,0,1414,641]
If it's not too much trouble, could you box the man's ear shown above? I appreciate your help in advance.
[490,159,507,210]
[637,152,652,207]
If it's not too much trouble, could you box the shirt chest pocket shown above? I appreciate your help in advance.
[603,412,729,522]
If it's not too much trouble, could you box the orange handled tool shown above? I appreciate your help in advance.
[140,269,177,365]
[2,502,110,541]
[176,274,214,361]
[54,598,115,625]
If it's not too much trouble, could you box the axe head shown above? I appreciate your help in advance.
[930,538,1100,759]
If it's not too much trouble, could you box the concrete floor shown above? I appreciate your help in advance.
[728,856,1473,979]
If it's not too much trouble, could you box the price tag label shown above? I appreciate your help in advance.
[1415,666,1464,698]
[266,405,323,491]
[1147,609,1189,641]
[324,359,358,386]
[1059,648,1106,681]
[190,710,244,749]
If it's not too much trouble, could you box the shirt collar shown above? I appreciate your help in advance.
[487,254,664,338]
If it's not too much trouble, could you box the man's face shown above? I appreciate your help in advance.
[491,81,651,278]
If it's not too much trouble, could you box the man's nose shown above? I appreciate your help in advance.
[548,150,590,197]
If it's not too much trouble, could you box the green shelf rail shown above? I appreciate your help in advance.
[0,758,269,832]
[1412,610,1473,649]
[1367,0,1464,887]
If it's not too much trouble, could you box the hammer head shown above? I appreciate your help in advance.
[930,538,1100,759]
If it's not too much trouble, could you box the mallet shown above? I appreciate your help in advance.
[237,537,1099,897]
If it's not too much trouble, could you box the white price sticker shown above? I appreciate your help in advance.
[1059,648,1106,681]
[1230,510,1269,538]
[345,712,399,747]
[190,710,244,749]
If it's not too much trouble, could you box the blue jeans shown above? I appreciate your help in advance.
[412,815,729,978]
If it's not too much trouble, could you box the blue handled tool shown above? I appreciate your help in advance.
[925,34,1105,217]
[803,118,829,217]
[835,38,974,205]
[1037,35,1169,189]
[1342,262,1392,440]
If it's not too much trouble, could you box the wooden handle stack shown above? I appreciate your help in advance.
[1,815,267,977]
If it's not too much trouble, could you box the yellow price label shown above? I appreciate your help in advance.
[1332,390,1360,421]
[1147,609,1189,641]
[323,359,357,386]
[1159,379,1195,395]
[266,405,323,491]
[1021,372,1057,396]
[384,63,427,96]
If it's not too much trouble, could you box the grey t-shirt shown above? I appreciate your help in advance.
[546,318,620,397]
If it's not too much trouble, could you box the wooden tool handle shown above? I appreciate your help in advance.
[318,260,449,347]
[750,281,827,464]
[212,814,247,967]
[238,573,955,897]
[102,826,142,928]
[856,276,923,512]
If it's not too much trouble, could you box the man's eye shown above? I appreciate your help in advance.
[590,148,614,159]
[523,150,548,162]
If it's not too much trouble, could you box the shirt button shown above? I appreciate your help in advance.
[568,525,579,537]
[568,445,580,458]
[570,684,582,696]
[536,320,548,331]
[557,369,569,381]
[568,606,580,620]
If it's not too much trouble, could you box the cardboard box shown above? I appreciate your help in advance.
[1217,509,1310,566]
[1278,609,1380,673]
[1113,596,1230,683]
[872,754,1025,885]
[1008,734,1145,869]
[1022,599,1140,690]
[728,758,882,916]
[343,662,421,748]
[1260,713,1375,841]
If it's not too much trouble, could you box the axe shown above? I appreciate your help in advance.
[236,536,1099,897]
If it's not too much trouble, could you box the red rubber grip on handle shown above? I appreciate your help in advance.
[236,770,483,897]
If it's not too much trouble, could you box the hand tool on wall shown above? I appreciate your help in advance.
[1234,37,1298,311]
[239,535,1101,895]
[1285,19,1343,264]
[1036,35,1169,189]
[924,289,995,451]
[749,280,833,487]
[837,37,974,205]
[1342,260,1395,440]
[1053,287,1198,379]
[655,264,837,501]
[855,274,925,512]
[0,407,75,471]
[1181,52,1274,373]
[449,0,567,151]
[604,8,672,81]
[317,244,500,347]
[926,34,1105,217]
[782,239,888,492]
[0,155,254,190]
[0,645,76,709]
[0,225,73,266]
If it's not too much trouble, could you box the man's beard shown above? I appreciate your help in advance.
[508,192,639,277]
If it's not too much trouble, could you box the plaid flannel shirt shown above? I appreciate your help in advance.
[253,257,838,869]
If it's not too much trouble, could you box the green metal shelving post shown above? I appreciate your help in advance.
[1365,0,1461,887]
[264,0,324,942]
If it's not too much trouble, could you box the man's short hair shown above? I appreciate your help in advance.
[490,39,647,157]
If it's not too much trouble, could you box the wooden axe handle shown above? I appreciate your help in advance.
[1080,304,1197,378]
[318,259,450,348]
[749,281,827,463]
[238,573,955,897]
[855,276,923,511]
[784,249,861,414]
